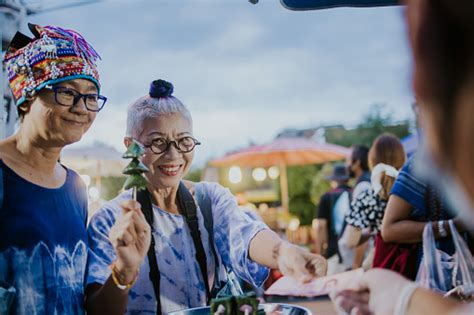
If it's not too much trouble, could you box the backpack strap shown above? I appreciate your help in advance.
[177,181,211,302]
[195,184,221,297]
[136,189,162,314]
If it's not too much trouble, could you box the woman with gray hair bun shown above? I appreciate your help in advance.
[85,79,328,314]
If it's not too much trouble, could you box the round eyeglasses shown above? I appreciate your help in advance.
[44,85,107,112]
[144,136,201,154]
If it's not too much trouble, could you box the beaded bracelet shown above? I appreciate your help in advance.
[109,261,140,290]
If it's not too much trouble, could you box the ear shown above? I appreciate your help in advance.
[354,159,361,170]
[18,102,32,114]
[124,137,132,148]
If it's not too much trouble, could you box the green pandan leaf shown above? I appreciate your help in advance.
[210,296,233,315]
[122,140,145,158]
[123,174,148,191]
[235,295,258,315]
[123,159,150,175]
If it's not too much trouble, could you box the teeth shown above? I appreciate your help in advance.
[159,166,180,172]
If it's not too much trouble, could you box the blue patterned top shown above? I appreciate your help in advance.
[0,160,89,315]
[87,182,270,314]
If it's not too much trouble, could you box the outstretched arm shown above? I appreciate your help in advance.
[249,229,328,282]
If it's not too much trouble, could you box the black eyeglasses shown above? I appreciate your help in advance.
[44,85,107,112]
[144,136,201,154]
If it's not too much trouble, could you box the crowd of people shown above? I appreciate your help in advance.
[1,0,474,314]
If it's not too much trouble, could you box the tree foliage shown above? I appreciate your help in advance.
[287,104,411,225]
[325,104,410,147]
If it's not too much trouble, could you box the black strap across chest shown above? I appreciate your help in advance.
[137,182,211,314]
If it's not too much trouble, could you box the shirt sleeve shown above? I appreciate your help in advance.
[352,181,372,201]
[206,183,270,288]
[86,204,119,286]
[390,158,427,216]
[346,190,373,229]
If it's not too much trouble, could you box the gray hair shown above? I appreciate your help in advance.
[126,95,193,137]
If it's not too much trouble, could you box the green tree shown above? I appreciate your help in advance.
[287,164,320,225]
[92,176,126,201]
[325,104,411,147]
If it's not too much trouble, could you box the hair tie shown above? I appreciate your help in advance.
[149,79,173,98]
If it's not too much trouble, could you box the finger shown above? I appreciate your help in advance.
[113,211,136,235]
[305,254,328,277]
[351,306,372,315]
[336,290,370,304]
[124,215,139,241]
[331,290,370,315]
[120,200,141,214]
[132,211,150,238]
[133,209,150,230]
[117,230,135,247]
[292,252,314,282]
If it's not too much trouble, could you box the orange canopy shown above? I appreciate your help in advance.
[210,137,350,168]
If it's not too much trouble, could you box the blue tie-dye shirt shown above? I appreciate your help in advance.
[0,160,89,315]
[87,182,270,314]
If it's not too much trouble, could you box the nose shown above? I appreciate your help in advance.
[70,96,89,115]
[163,142,182,159]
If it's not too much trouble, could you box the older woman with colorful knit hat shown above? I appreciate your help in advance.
[0,24,143,314]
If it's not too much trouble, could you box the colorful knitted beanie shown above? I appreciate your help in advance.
[3,23,101,107]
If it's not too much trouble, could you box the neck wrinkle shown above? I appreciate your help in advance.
[149,184,180,214]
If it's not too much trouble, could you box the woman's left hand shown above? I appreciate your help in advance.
[275,241,328,282]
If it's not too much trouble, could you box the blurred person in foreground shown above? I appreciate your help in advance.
[332,1,474,314]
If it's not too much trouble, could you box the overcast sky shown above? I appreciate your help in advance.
[26,0,414,167]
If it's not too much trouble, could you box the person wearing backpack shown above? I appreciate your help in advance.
[314,164,351,274]
[85,79,328,315]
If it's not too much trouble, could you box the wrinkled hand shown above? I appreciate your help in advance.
[330,269,413,315]
[276,241,327,282]
[109,200,151,282]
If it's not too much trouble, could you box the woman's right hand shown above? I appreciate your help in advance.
[109,200,151,283]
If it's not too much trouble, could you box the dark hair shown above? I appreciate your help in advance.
[351,145,369,172]
[368,133,406,200]
[149,79,174,98]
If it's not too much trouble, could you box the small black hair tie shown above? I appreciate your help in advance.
[149,79,174,98]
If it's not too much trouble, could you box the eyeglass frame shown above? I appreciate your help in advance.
[143,136,201,154]
[44,85,107,112]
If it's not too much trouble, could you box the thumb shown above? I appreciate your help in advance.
[120,200,141,215]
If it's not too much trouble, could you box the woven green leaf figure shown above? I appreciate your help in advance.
[122,140,149,192]
[235,295,258,315]
[210,296,233,315]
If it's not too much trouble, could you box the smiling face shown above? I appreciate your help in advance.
[136,112,194,190]
[21,78,98,146]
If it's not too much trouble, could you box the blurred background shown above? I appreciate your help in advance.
[1,0,417,245]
